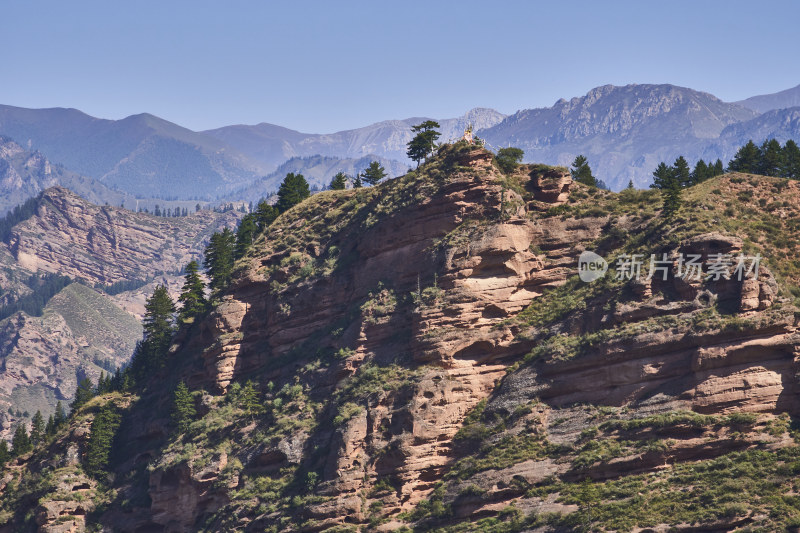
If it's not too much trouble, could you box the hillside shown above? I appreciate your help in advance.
[0,283,141,441]
[3,145,800,531]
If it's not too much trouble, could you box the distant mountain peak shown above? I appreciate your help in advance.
[735,83,800,113]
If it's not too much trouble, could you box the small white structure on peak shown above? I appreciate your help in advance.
[462,123,474,144]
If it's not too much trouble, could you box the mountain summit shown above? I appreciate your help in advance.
[480,84,759,189]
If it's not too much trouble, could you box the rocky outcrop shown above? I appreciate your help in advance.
[7,187,239,287]
[4,156,799,532]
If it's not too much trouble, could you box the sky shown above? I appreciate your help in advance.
[1,0,798,133]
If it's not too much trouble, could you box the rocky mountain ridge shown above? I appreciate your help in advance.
[3,145,800,531]
[2,84,799,202]
[735,83,800,113]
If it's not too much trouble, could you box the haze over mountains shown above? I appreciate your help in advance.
[0,82,798,206]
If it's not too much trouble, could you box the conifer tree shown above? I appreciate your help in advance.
[275,173,310,213]
[627,180,635,190]
[204,229,235,292]
[570,155,597,187]
[53,401,67,429]
[406,121,441,167]
[0,440,8,468]
[11,423,31,456]
[172,381,196,434]
[178,260,207,322]
[651,162,682,216]
[329,172,348,190]
[84,404,121,478]
[691,159,709,184]
[30,411,45,445]
[234,214,257,260]
[673,156,692,187]
[254,200,279,231]
[361,161,387,186]
[781,139,800,179]
[239,380,261,420]
[130,286,176,381]
[728,140,761,173]
[45,414,55,437]
[71,377,95,412]
[712,159,725,177]
[143,285,175,346]
[760,139,784,176]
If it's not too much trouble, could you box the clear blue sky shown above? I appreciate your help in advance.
[1,0,798,133]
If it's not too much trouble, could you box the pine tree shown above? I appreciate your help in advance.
[45,415,55,437]
[239,380,260,420]
[84,404,121,478]
[204,229,235,292]
[496,147,524,174]
[172,381,196,434]
[178,260,207,323]
[234,214,257,259]
[361,161,387,186]
[30,411,45,445]
[728,140,762,173]
[760,139,784,176]
[627,180,635,190]
[11,423,31,456]
[0,440,8,467]
[651,162,682,216]
[712,159,725,177]
[71,377,95,412]
[406,121,441,167]
[130,286,176,381]
[353,173,363,189]
[254,200,279,231]
[691,159,709,185]
[53,401,67,428]
[673,156,692,187]
[329,172,348,190]
[143,285,175,345]
[781,139,800,179]
[570,155,597,187]
[275,173,310,213]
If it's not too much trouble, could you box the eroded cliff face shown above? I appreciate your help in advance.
[133,149,800,532]
[6,187,237,288]
[5,147,800,532]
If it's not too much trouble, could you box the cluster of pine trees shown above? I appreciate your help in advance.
[727,139,800,178]
[0,195,39,242]
[650,138,798,216]
[328,161,388,190]
[1,402,68,467]
[650,156,725,215]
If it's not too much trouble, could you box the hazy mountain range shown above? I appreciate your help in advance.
[0,83,798,207]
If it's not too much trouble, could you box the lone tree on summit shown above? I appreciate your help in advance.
[407,120,441,167]
[570,155,597,187]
